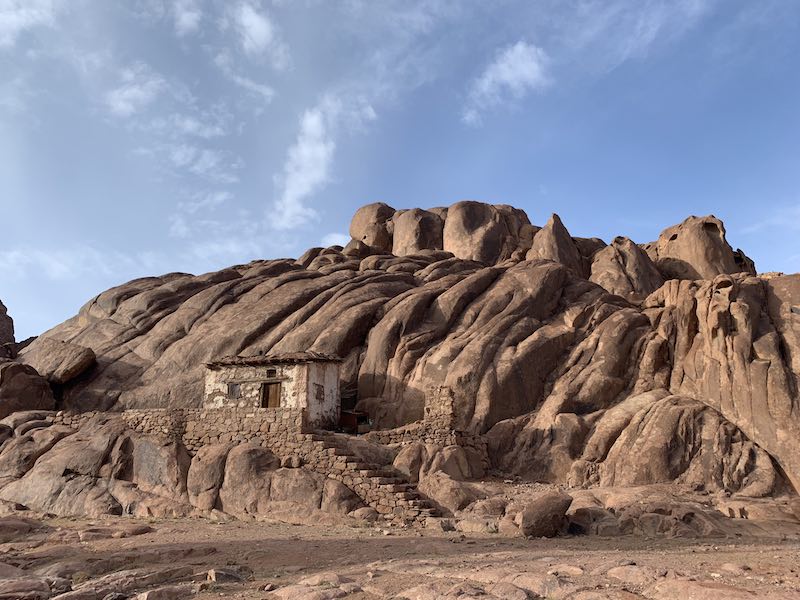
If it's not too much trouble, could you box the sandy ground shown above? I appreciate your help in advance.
[4,512,800,599]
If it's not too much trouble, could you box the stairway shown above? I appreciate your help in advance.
[305,431,440,526]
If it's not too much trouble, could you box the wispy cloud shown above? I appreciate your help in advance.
[214,51,274,103]
[228,1,290,69]
[105,62,166,117]
[554,0,715,73]
[0,245,161,280]
[172,0,202,37]
[0,0,60,48]
[462,40,550,126]
[740,204,800,234]
[272,94,376,230]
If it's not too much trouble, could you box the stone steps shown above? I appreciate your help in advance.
[307,431,440,525]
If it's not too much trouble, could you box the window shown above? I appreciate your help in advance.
[227,383,241,399]
[314,383,325,404]
[266,368,277,378]
[261,382,282,408]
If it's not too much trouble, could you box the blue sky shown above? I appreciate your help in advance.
[1,0,799,339]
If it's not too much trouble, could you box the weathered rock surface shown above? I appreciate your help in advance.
[0,418,365,522]
[647,215,755,280]
[0,362,54,420]
[527,213,586,276]
[350,202,395,252]
[0,301,13,347]
[590,236,664,301]
[514,490,573,537]
[392,208,444,256]
[8,200,798,505]
[19,338,95,385]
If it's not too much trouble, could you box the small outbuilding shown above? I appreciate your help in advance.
[204,352,342,429]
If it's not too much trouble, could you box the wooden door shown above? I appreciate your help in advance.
[261,382,281,408]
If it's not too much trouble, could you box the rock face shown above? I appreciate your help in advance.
[0,415,364,520]
[0,362,54,420]
[0,301,13,346]
[526,214,585,276]
[19,338,95,385]
[590,236,664,301]
[648,215,756,280]
[392,208,444,256]
[12,201,800,498]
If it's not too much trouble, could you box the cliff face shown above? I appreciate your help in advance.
[16,202,799,493]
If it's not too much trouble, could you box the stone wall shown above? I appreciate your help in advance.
[204,363,304,410]
[423,385,456,429]
[365,421,488,456]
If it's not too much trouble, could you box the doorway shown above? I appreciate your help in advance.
[261,382,282,408]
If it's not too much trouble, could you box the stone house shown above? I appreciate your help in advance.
[204,352,342,429]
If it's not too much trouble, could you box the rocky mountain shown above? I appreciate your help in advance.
[7,201,800,499]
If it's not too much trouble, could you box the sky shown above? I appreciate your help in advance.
[1,0,799,339]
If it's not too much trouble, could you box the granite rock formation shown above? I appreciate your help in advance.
[7,201,800,500]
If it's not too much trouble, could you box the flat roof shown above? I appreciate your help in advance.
[206,351,343,368]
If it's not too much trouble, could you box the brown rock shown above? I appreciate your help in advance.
[392,208,444,256]
[218,444,280,516]
[651,215,755,280]
[19,337,96,385]
[0,302,13,347]
[644,579,758,599]
[443,201,529,264]
[590,236,664,301]
[0,361,54,420]
[515,491,572,537]
[417,472,485,514]
[526,213,586,276]
[187,443,232,510]
[349,202,395,252]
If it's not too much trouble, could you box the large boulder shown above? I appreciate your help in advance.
[650,215,755,280]
[217,444,281,516]
[417,471,485,513]
[19,338,96,385]
[0,420,124,517]
[349,202,395,252]
[590,236,664,301]
[526,213,585,276]
[0,361,54,420]
[515,491,573,537]
[187,443,232,510]
[443,201,529,264]
[392,208,444,256]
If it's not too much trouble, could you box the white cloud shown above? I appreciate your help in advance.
[740,204,800,234]
[271,94,375,230]
[169,114,227,138]
[555,0,715,73]
[272,106,334,229]
[0,0,59,48]
[105,62,166,117]
[462,40,550,125]
[229,1,290,69]
[320,233,351,247]
[159,143,241,183]
[214,51,274,103]
[0,245,160,280]
[172,0,201,36]
[178,190,233,214]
